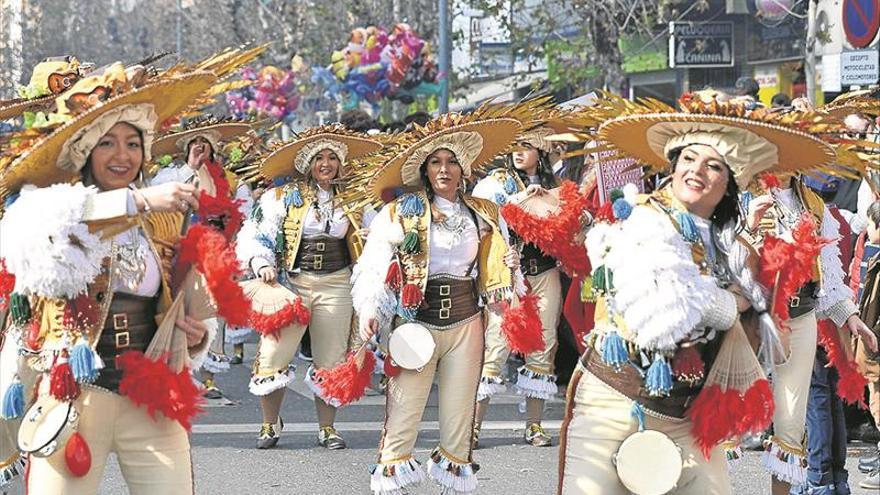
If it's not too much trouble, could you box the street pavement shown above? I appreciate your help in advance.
[4,343,876,494]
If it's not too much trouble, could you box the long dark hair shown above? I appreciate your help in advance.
[507,149,558,189]
[667,146,741,228]
[419,147,463,201]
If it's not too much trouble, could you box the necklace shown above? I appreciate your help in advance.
[435,203,470,243]
[112,229,148,291]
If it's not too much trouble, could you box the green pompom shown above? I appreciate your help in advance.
[580,276,596,303]
[609,189,625,202]
[591,265,613,294]
[274,230,286,255]
[400,230,421,255]
[9,294,31,326]
[158,154,174,167]
[228,147,244,163]
[22,112,36,129]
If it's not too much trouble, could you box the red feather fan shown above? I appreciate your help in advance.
[758,214,829,328]
[178,224,311,331]
[0,259,13,311]
[759,172,781,190]
[249,297,311,339]
[688,379,774,458]
[312,347,377,406]
[501,181,591,276]
[500,292,545,355]
[117,351,204,431]
[817,319,868,407]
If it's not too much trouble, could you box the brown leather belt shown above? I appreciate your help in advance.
[789,282,817,319]
[521,242,556,277]
[581,347,699,419]
[94,293,158,392]
[294,236,350,273]
[416,276,480,329]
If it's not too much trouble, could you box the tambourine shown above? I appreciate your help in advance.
[18,395,79,458]
[612,429,683,495]
[388,323,435,371]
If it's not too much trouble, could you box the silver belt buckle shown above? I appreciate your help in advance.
[790,296,800,308]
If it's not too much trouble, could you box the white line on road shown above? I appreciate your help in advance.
[193,420,563,434]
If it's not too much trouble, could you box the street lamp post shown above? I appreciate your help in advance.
[439,0,451,113]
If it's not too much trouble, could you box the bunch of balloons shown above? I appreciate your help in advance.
[322,23,441,107]
[226,65,302,124]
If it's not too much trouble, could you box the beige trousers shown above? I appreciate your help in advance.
[27,387,192,495]
[558,364,730,495]
[481,269,562,398]
[251,268,353,395]
[762,310,816,485]
[378,317,484,465]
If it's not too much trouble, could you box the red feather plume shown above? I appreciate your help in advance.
[688,379,773,458]
[117,351,204,431]
[0,259,14,311]
[501,181,591,276]
[249,297,311,339]
[500,292,545,355]
[312,347,377,406]
[817,319,868,407]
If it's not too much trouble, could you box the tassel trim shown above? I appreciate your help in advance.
[761,437,807,486]
[427,447,479,495]
[723,441,743,467]
[514,366,557,400]
[477,375,506,401]
[249,367,295,396]
[369,457,426,495]
[0,454,25,487]
[202,352,231,374]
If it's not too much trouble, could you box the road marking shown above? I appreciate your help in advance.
[193,420,563,435]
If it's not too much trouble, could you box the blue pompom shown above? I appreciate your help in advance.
[70,342,99,383]
[675,211,699,243]
[645,355,673,397]
[612,198,632,220]
[493,193,508,205]
[399,194,425,217]
[256,233,275,250]
[503,176,518,195]
[600,330,629,369]
[1,379,24,420]
[630,402,646,432]
[396,300,417,321]
[272,177,289,187]
[286,187,304,208]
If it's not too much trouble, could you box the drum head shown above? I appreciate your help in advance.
[388,323,435,370]
[18,396,72,453]
[615,430,682,495]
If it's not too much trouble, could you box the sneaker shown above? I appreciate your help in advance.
[859,452,880,474]
[229,353,243,365]
[472,427,481,450]
[317,426,346,450]
[203,379,223,400]
[859,469,879,490]
[524,423,552,447]
[256,418,283,449]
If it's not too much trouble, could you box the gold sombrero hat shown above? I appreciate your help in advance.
[0,46,266,196]
[257,124,383,180]
[366,100,546,203]
[0,56,91,121]
[152,117,253,158]
[582,91,856,189]
[821,88,880,118]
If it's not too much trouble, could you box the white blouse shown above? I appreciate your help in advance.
[427,196,480,277]
[302,187,350,239]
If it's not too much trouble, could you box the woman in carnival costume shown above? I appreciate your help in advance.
[353,103,542,495]
[236,125,382,450]
[556,91,863,495]
[0,50,260,494]
[471,122,566,447]
[744,97,879,494]
[152,117,255,397]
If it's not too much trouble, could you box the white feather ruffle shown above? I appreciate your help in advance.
[597,206,725,352]
[235,187,288,274]
[1,183,110,298]
[514,366,557,400]
[351,203,401,334]
[761,440,806,486]
[248,367,294,396]
[426,450,478,495]
[476,375,506,401]
[303,365,342,407]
